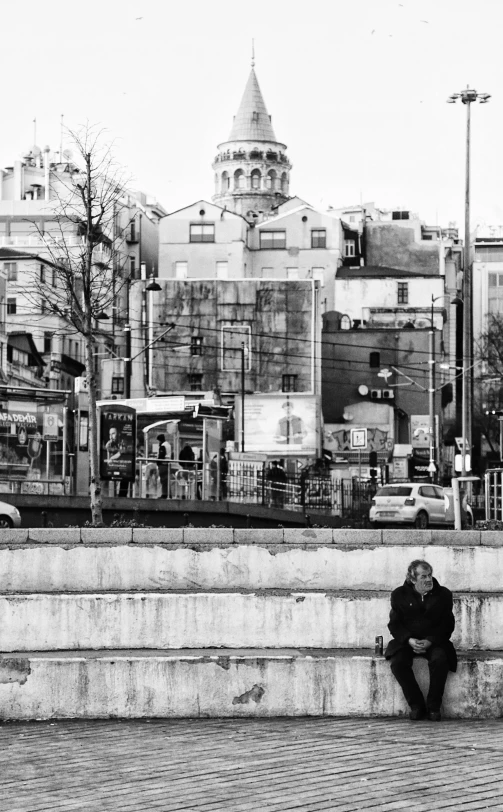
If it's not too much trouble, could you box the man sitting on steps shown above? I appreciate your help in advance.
[385,559,457,722]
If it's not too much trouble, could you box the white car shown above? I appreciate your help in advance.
[0,501,21,529]
[369,483,472,529]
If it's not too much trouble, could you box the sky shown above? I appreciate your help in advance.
[1,0,502,230]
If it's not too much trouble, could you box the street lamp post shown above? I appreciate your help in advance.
[447,87,490,475]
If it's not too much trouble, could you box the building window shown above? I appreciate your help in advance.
[5,263,17,281]
[344,240,356,257]
[191,336,203,356]
[111,377,125,395]
[7,298,16,315]
[286,268,299,280]
[216,261,228,279]
[188,373,203,391]
[282,374,297,392]
[489,273,498,287]
[52,268,57,287]
[44,332,53,353]
[369,351,380,368]
[189,224,215,243]
[130,256,136,277]
[349,215,356,223]
[397,282,408,304]
[175,261,188,279]
[311,229,326,249]
[392,211,410,220]
[40,264,46,283]
[260,230,286,249]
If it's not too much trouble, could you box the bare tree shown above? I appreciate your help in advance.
[24,125,132,524]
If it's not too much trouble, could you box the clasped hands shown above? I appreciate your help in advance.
[408,637,432,655]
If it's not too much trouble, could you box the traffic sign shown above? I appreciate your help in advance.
[350,428,367,450]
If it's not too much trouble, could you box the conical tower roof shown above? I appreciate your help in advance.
[227,68,277,142]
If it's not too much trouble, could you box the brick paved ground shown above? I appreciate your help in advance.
[1,717,502,812]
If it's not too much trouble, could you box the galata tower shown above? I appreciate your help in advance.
[212,54,292,220]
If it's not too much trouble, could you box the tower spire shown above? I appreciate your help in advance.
[251,39,255,68]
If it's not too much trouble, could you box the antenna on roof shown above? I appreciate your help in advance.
[251,38,255,68]
[60,114,64,163]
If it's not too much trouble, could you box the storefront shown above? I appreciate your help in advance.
[0,385,69,495]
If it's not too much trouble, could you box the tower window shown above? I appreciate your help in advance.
[311,229,326,249]
[260,230,286,249]
[397,282,408,304]
[251,169,261,190]
[190,224,215,243]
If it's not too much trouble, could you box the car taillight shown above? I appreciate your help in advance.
[404,497,415,506]
[371,498,376,506]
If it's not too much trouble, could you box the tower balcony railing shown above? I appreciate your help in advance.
[214,151,290,165]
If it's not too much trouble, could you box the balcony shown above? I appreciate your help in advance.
[0,235,85,249]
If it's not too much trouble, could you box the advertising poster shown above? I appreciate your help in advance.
[324,424,394,455]
[99,404,136,481]
[240,395,317,455]
[411,415,431,449]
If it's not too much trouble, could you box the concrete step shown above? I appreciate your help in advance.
[1,648,502,720]
[1,592,501,652]
[2,543,503,593]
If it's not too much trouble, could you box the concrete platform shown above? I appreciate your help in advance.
[1,649,502,721]
[1,591,502,652]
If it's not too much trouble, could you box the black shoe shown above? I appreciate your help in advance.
[427,710,442,722]
[409,706,426,721]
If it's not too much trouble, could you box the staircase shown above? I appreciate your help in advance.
[1,526,502,719]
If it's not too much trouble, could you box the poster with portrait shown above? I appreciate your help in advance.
[237,395,318,455]
[99,404,136,480]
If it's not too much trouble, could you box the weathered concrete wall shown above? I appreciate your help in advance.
[2,540,503,593]
[1,593,501,652]
[1,651,502,720]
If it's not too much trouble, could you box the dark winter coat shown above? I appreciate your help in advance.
[385,577,457,672]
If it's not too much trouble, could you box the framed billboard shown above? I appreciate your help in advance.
[99,404,136,481]
[238,395,318,455]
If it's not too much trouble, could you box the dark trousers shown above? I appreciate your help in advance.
[389,645,450,711]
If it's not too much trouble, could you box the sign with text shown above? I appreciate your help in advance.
[99,404,136,481]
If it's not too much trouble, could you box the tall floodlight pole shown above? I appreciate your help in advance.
[447,87,490,475]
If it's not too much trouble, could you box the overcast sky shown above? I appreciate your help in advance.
[1,0,501,230]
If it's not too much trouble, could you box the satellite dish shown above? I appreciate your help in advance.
[62,149,73,161]
[358,384,369,396]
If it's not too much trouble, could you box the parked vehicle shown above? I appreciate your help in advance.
[0,500,21,528]
[369,483,473,529]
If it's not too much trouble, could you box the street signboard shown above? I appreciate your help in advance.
[350,428,367,450]
[43,413,59,441]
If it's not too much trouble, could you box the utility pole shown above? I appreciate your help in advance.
[428,296,436,482]
[448,87,490,475]
[123,324,131,400]
[241,341,245,453]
